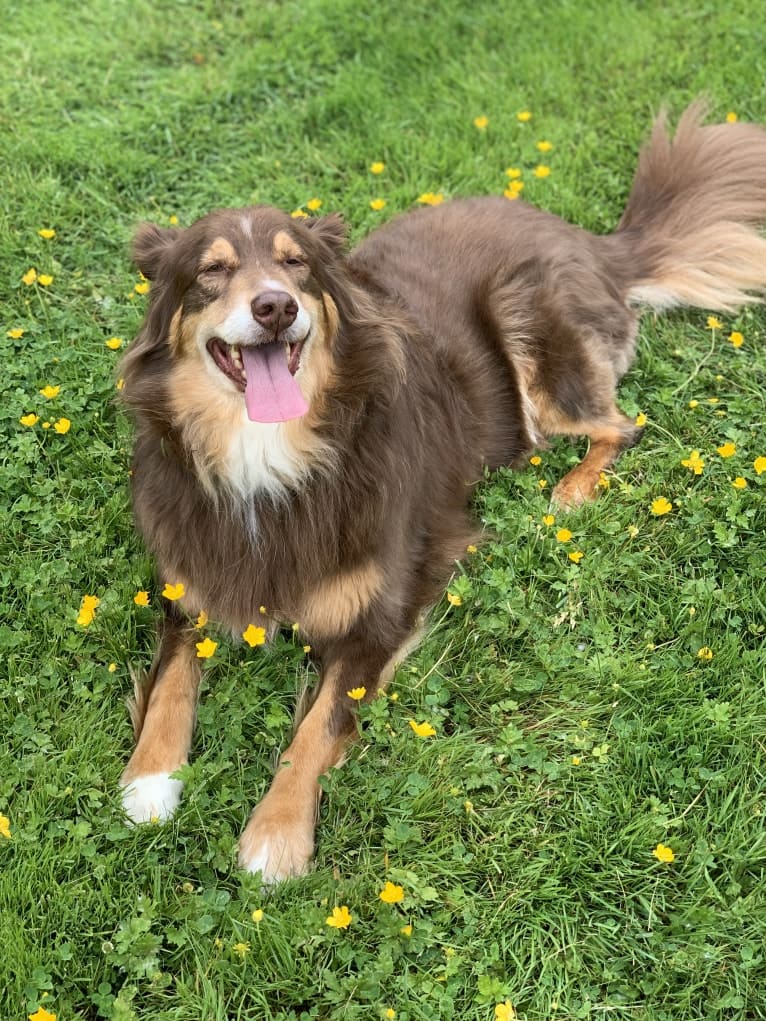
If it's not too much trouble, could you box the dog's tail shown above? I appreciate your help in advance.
[611,100,766,312]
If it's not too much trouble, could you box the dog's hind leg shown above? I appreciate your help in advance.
[120,604,201,824]
[550,411,643,509]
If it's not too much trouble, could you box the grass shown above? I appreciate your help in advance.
[2,1,766,1018]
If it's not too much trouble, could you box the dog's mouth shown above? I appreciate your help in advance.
[207,338,309,423]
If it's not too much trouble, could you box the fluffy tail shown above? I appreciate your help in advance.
[614,100,766,312]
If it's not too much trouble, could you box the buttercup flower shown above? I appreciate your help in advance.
[536,140,553,152]
[134,281,150,295]
[635,412,647,427]
[291,209,308,219]
[242,624,266,647]
[495,1002,516,1021]
[726,111,738,123]
[307,198,322,211]
[370,161,385,174]
[134,590,150,607]
[516,110,532,122]
[7,328,24,339]
[729,331,744,348]
[650,497,672,516]
[20,413,39,427]
[40,385,60,399]
[196,637,217,659]
[108,663,117,673]
[446,592,462,606]
[326,905,352,929]
[555,528,572,542]
[568,550,584,564]
[627,524,639,538]
[105,337,123,350]
[53,418,70,434]
[232,941,250,958]
[652,843,675,863]
[168,214,179,225]
[379,881,405,904]
[732,477,747,489]
[77,594,101,627]
[29,1009,57,1021]
[409,720,436,738]
[697,646,713,661]
[533,165,551,178]
[417,192,444,206]
[716,442,736,458]
[22,268,38,285]
[542,514,555,526]
[400,923,413,937]
[116,378,125,391]
[706,315,723,330]
[473,115,489,130]
[529,455,541,465]
[347,686,367,701]
[754,457,766,475]
[38,228,56,239]
[162,582,185,601]
[466,543,478,553]
[196,610,208,628]
[681,450,704,475]
[38,274,53,286]
[0,814,10,838]
[370,198,387,211]
[505,167,522,178]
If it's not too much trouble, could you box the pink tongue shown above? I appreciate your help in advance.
[241,342,309,423]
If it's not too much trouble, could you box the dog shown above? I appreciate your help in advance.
[118,102,766,882]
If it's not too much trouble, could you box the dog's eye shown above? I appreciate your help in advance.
[200,262,229,276]
[283,257,304,267]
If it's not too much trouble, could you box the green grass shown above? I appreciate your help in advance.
[2,1,766,1019]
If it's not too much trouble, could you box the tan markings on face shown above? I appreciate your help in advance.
[201,237,240,271]
[272,230,306,263]
[121,638,201,778]
[298,560,384,639]
[168,307,184,356]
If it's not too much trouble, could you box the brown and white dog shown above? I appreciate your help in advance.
[119,103,766,882]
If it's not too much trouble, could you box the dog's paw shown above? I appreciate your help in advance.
[238,806,314,883]
[121,772,183,824]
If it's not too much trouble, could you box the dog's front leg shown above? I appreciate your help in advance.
[239,632,405,883]
[121,605,201,824]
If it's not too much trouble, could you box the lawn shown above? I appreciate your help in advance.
[2,1,766,1019]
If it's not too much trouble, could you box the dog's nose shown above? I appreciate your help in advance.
[251,290,298,332]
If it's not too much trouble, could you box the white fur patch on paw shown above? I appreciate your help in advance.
[238,815,314,883]
[121,772,183,825]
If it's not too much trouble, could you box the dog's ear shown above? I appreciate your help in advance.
[304,213,347,255]
[132,223,182,280]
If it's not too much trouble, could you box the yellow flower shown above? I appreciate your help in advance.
[252,908,264,923]
[290,209,308,218]
[116,377,125,391]
[466,543,478,553]
[0,814,10,839]
[108,662,117,673]
[370,161,385,174]
[38,228,56,239]
[536,140,553,152]
[40,384,60,399]
[303,644,311,653]
[38,274,54,286]
[105,337,123,350]
[495,1001,516,1021]
[542,514,555,526]
[533,165,551,178]
[516,110,532,122]
[635,412,647,427]
[732,477,748,489]
[8,328,25,338]
[650,497,672,516]
[505,167,522,178]
[706,315,723,330]
[503,187,521,201]
[697,646,713,661]
[134,280,150,295]
[242,624,266,647]
[755,456,766,475]
[42,421,50,429]
[259,605,267,614]
[133,590,150,607]
[707,396,719,404]
[196,610,209,628]
[370,198,387,211]
[20,413,39,427]
[716,442,736,458]
[409,720,436,738]
[464,799,474,813]
[728,331,744,348]
[347,686,367,701]
[29,1009,57,1021]
[417,192,445,206]
[598,472,610,489]
[385,1011,396,1020]
[688,399,699,408]
[379,881,405,904]
[77,594,101,627]
[568,550,584,564]
[307,198,322,211]
[232,941,250,958]
[681,450,704,475]
[400,923,413,937]
[168,214,179,225]
[326,905,352,929]
[537,479,547,489]
[555,528,572,542]
[22,268,38,285]
[652,843,675,863]
[162,582,186,601]
[196,637,218,659]
[571,755,582,765]
[53,417,71,434]
[446,592,462,606]
[529,455,541,465]
[726,111,738,123]
[505,179,524,194]
[473,115,489,130]
[627,524,639,538]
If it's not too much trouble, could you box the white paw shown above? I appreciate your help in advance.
[121,772,183,824]
[238,811,314,883]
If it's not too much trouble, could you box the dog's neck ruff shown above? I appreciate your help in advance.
[221,415,311,501]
